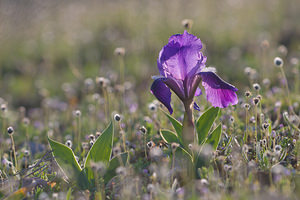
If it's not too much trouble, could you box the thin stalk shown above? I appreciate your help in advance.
[171,149,175,182]
[119,122,127,152]
[76,116,81,151]
[280,67,299,120]
[10,135,17,170]
[144,134,147,159]
[243,109,248,143]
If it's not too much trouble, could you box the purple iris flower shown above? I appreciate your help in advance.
[151,31,238,114]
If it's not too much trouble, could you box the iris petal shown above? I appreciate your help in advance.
[150,78,173,114]
[157,31,205,80]
[199,71,238,108]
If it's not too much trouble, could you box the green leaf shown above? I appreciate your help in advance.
[84,121,114,167]
[160,129,193,162]
[161,109,183,142]
[48,137,81,180]
[205,124,222,150]
[160,129,180,144]
[104,152,128,184]
[196,107,220,145]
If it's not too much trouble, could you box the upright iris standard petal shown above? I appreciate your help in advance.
[157,31,205,80]
[199,71,238,108]
[150,78,173,114]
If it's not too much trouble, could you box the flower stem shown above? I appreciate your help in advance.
[182,101,195,147]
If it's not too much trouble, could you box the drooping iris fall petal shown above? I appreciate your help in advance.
[199,71,238,108]
[150,78,173,114]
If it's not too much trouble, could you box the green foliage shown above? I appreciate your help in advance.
[48,121,121,191]
[196,107,220,145]
[205,124,222,151]
[104,152,128,184]
[85,121,114,167]
[160,129,181,145]
[48,137,82,181]
[162,109,183,142]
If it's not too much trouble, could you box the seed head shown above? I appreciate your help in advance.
[262,123,270,130]
[114,114,121,122]
[147,141,155,149]
[274,57,283,67]
[229,116,235,124]
[95,77,109,88]
[22,118,30,126]
[75,110,81,117]
[224,164,232,172]
[24,150,30,157]
[65,140,73,148]
[89,140,94,146]
[242,144,249,153]
[148,103,157,112]
[96,131,102,138]
[171,142,180,151]
[1,104,7,112]
[262,78,270,87]
[275,145,282,152]
[256,95,262,101]
[114,47,126,56]
[253,97,260,105]
[260,40,270,49]
[245,91,252,97]
[181,19,193,30]
[278,45,287,56]
[7,126,14,135]
[243,103,250,110]
[89,134,95,141]
[253,83,261,91]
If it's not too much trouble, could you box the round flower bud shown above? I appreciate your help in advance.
[7,126,14,135]
[114,114,121,122]
[274,57,283,67]
[139,126,147,134]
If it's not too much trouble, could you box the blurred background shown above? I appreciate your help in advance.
[0,0,299,108]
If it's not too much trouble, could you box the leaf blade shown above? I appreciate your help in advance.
[160,129,180,144]
[48,137,81,180]
[161,109,183,142]
[205,123,222,150]
[196,107,220,145]
[84,121,114,167]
